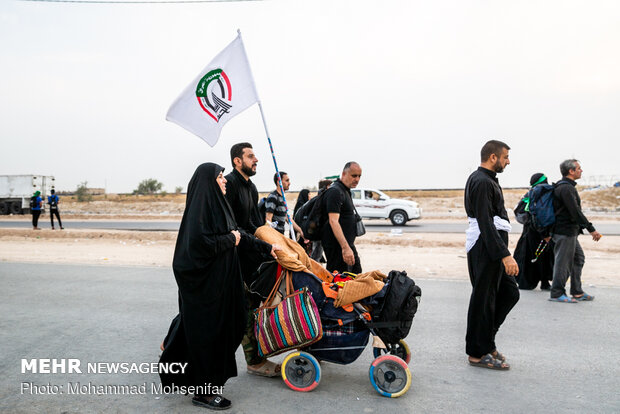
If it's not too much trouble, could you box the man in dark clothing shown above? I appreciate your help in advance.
[321,162,362,274]
[224,142,282,378]
[47,189,64,230]
[549,159,602,303]
[464,140,519,370]
[31,191,42,230]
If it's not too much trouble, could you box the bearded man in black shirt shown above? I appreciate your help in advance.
[321,161,363,273]
[464,140,519,370]
[225,142,282,378]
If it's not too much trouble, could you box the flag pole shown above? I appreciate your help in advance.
[237,30,296,240]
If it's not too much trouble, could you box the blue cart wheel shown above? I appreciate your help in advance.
[373,339,411,364]
[282,351,321,392]
[369,355,411,398]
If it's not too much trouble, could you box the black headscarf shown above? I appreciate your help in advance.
[173,163,237,274]
[293,189,310,218]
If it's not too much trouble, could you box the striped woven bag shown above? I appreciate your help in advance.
[254,270,323,358]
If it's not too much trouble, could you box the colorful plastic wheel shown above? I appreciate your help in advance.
[373,339,411,364]
[369,354,411,398]
[282,351,321,392]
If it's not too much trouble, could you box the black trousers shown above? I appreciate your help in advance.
[49,208,62,228]
[32,210,41,228]
[466,239,520,358]
[324,241,362,274]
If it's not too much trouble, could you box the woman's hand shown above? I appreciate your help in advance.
[270,243,282,259]
[231,230,241,246]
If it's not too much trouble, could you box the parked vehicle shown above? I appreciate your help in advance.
[0,175,55,215]
[351,188,421,226]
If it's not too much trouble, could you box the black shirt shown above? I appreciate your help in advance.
[464,167,511,261]
[552,178,595,236]
[224,168,265,234]
[321,179,357,246]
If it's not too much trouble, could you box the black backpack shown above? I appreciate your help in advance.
[371,270,421,344]
[48,195,58,209]
[293,190,327,241]
[29,196,37,210]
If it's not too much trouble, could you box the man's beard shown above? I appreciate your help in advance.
[241,164,256,177]
[493,160,504,173]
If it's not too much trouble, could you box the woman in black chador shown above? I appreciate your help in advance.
[159,162,274,410]
[514,173,554,290]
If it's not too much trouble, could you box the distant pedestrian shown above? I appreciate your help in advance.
[31,191,42,230]
[264,171,304,239]
[549,159,602,303]
[47,189,64,230]
[514,173,554,290]
[464,140,519,370]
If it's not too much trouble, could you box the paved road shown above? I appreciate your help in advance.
[2,219,620,235]
[1,262,619,413]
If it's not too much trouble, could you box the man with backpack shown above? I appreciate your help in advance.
[47,189,64,230]
[30,191,42,230]
[321,162,363,274]
[464,140,519,371]
[549,159,602,303]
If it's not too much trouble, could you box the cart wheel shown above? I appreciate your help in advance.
[369,355,411,398]
[373,339,411,364]
[282,351,321,392]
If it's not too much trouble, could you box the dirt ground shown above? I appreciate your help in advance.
[1,227,618,288]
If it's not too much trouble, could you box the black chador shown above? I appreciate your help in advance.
[159,163,269,390]
[464,167,519,358]
[514,173,554,290]
[514,222,554,290]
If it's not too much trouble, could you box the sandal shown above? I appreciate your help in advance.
[246,360,281,377]
[469,354,510,370]
[573,293,594,301]
[548,294,577,303]
[192,395,231,410]
[491,350,506,362]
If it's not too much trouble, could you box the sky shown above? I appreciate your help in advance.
[1,0,619,193]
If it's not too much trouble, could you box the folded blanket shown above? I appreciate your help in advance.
[333,270,386,308]
[255,225,333,283]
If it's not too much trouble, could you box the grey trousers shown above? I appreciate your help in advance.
[550,234,585,298]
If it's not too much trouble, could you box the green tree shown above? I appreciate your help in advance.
[134,178,164,195]
[175,186,183,194]
[76,181,92,202]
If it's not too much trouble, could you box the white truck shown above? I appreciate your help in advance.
[351,188,422,226]
[0,175,56,215]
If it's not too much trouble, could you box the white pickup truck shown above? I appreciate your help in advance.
[351,188,422,226]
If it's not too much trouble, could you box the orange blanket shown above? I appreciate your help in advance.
[254,225,333,283]
[333,270,387,307]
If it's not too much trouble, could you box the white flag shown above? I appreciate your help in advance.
[166,34,258,146]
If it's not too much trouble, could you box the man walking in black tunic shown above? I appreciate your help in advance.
[225,142,282,378]
[464,140,520,370]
